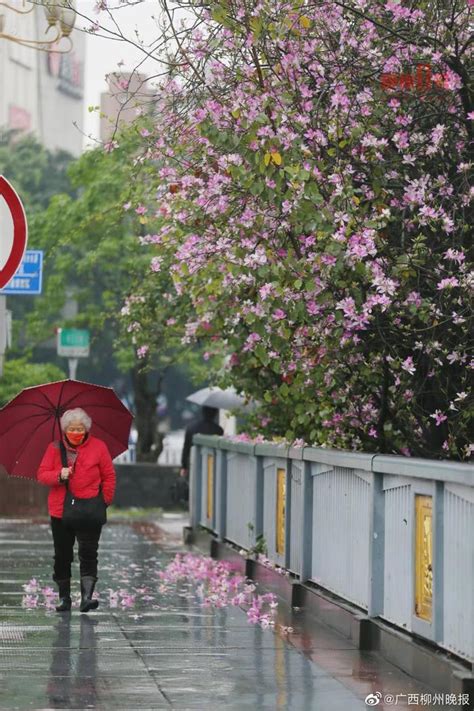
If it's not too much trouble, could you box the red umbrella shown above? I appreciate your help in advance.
[0,379,133,479]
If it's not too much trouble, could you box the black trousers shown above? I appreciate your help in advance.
[50,517,102,581]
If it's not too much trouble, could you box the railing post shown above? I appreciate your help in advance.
[368,469,385,617]
[254,455,264,546]
[215,447,227,542]
[433,480,444,643]
[284,460,291,569]
[299,459,313,582]
[190,443,202,529]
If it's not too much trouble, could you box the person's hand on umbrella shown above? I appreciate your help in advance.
[60,467,72,482]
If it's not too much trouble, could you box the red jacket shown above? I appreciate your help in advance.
[37,435,116,518]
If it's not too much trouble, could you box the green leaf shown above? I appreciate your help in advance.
[250,16,262,38]
[250,181,264,196]
[211,6,227,24]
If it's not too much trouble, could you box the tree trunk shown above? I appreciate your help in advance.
[130,361,163,462]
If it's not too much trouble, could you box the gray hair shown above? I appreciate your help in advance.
[60,408,92,432]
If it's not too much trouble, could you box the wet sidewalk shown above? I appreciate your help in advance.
[0,518,455,710]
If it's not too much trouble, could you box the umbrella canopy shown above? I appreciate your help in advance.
[186,386,249,410]
[0,379,133,479]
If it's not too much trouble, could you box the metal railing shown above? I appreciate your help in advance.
[190,435,474,664]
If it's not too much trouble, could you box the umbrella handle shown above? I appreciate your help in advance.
[59,441,70,488]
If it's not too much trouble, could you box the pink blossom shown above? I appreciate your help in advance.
[151,257,162,272]
[243,332,262,352]
[258,283,273,300]
[23,578,40,594]
[443,249,465,264]
[272,309,286,321]
[401,357,416,375]
[22,595,38,608]
[104,140,118,153]
[430,410,447,426]
[404,291,422,308]
[437,277,459,290]
[292,438,306,448]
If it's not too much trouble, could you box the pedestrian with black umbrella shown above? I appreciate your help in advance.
[180,387,250,480]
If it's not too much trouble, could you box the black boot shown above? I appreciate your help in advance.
[80,576,99,613]
[55,579,72,612]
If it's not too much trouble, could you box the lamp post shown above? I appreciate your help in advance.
[0,0,76,52]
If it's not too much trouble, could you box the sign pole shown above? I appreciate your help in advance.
[0,295,6,378]
[68,358,78,380]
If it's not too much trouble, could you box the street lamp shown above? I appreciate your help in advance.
[0,0,76,52]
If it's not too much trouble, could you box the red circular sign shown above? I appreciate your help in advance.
[0,175,28,289]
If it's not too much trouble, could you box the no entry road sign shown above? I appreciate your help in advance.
[0,176,28,289]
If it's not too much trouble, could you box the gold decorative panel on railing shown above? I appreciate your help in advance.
[276,468,286,554]
[415,495,433,622]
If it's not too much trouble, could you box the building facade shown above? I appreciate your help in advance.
[0,4,85,156]
[100,72,151,142]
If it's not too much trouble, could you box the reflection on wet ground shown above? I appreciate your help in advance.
[0,520,453,710]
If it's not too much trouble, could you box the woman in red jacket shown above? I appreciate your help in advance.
[37,407,116,613]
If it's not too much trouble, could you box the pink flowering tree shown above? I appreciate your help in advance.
[105,0,472,459]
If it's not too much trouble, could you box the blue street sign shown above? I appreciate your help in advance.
[0,250,43,295]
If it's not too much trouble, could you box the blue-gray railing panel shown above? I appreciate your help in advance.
[289,460,303,575]
[189,445,201,529]
[442,483,474,661]
[215,449,227,541]
[262,457,287,568]
[382,477,413,630]
[199,446,207,527]
[225,452,257,549]
[311,465,370,609]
